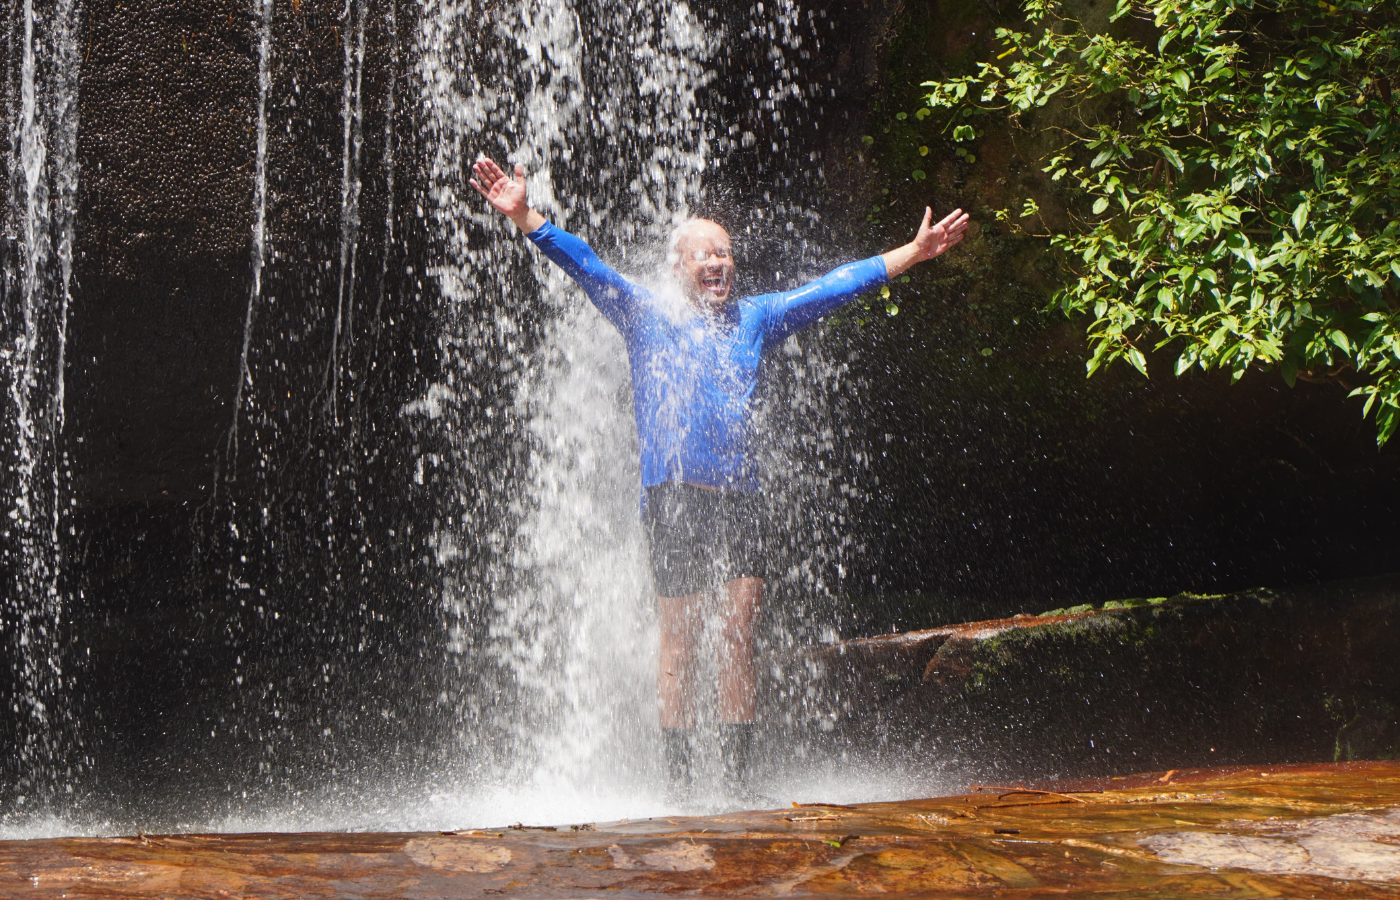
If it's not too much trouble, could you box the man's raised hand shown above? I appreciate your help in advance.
[914,206,970,262]
[880,206,971,279]
[470,157,546,232]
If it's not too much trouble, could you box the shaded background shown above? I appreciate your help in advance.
[1,0,1396,816]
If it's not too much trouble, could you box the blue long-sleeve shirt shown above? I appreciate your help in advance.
[526,221,888,492]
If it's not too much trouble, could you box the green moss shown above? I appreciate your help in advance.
[1039,590,1244,618]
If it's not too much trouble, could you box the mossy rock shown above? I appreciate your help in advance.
[775,575,1400,782]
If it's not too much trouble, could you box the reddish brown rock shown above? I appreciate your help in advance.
[2,761,1399,897]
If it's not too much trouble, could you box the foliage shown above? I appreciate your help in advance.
[924,0,1400,443]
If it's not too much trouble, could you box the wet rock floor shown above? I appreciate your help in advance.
[2,760,1398,898]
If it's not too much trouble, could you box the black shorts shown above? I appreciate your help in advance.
[642,482,767,597]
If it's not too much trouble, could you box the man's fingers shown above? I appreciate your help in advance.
[514,162,526,181]
[479,157,507,184]
[469,179,493,201]
[936,208,966,230]
[921,206,933,231]
[473,159,502,189]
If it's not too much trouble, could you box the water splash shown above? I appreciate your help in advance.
[1,0,82,809]
[416,0,713,799]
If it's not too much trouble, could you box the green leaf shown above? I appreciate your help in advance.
[1127,347,1148,375]
[980,347,994,357]
[912,169,928,181]
[1291,197,1311,233]
[952,124,976,142]
[1092,196,1110,215]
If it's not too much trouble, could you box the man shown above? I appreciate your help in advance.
[471,156,968,798]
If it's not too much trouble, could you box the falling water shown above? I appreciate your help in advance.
[413,0,893,818]
[327,0,367,422]
[226,0,273,477]
[416,0,713,813]
[0,0,82,808]
[213,0,433,808]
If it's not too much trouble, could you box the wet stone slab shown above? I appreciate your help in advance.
[2,761,1399,897]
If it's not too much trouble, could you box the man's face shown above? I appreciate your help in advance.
[673,220,735,312]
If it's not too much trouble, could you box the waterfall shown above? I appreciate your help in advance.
[0,0,890,836]
[414,0,876,818]
[416,0,713,813]
[0,0,82,808]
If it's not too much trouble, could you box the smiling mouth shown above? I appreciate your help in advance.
[701,274,727,294]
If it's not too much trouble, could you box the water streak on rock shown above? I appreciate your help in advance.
[328,0,366,422]
[227,0,274,478]
[1,0,82,806]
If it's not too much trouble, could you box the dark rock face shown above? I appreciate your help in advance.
[776,575,1400,781]
[71,0,255,505]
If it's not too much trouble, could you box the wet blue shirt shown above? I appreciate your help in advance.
[527,221,887,492]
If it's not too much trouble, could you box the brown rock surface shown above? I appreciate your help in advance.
[3,761,1399,897]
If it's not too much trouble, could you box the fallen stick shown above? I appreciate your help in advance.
[968,785,1093,803]
[791,802,859,810]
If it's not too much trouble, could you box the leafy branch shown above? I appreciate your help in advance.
[925,0,1400,443]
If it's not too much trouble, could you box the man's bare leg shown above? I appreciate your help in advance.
[658,593,703,728]
[658,592,702,798]
[717,576,762,723]
[718,576,762,794]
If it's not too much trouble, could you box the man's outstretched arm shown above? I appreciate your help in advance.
[762,206,971,342]
[471,156,644,330]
